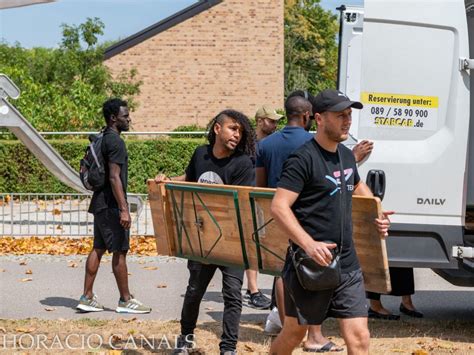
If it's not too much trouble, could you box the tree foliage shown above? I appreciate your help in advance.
[0,18,141,132]
[285,0,339,96]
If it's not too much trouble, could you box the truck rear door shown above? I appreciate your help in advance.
[355,0,471,269]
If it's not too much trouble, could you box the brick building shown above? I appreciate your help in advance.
[104,0,284,131]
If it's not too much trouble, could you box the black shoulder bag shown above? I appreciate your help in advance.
[289,146,346,291]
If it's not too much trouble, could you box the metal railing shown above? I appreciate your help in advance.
[0,131,208,137]
[0,193,154,237]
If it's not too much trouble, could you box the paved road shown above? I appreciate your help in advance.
[0,255,473,321]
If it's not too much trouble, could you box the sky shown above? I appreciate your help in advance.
[0,0,363,49]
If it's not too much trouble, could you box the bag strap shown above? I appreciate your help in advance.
[336,146,345,257]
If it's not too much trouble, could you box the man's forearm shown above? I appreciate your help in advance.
[110,176,128,211]
[353,181,374,197]
[170,174,186,181]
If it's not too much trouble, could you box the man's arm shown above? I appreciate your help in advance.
[109,162,131,230]
[352,140,373,163]
[256,167,267,187]
[271,188,337,266]
[354,181,394,237]
[154,173,186,183]
[353,181,374,197]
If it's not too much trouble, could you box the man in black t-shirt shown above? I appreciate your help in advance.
[76,98,151,314]
[155,109,255,355]
[269,90,393,355]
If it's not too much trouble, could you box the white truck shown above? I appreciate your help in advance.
[338,0,474,286]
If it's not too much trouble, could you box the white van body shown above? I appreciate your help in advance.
[338,0,474,286]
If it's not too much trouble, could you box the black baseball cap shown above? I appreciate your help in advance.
[313,89,363,114]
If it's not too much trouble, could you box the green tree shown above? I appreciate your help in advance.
[285,0,339,96]
[0,18,141,132]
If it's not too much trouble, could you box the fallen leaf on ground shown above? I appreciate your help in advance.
[110,334,122,342]
[68,262,78,268]
[244,344,254,352]
[143,266,158,270]
[15,327,35,333]
[44,307,56,312]
[138,260,146,264]
[19,260,27,265]
[4,195,11,203]
[156,284,167,288]
[412,350,429,355]
[437,342,456,350]
[25,269,33,274]
[128,272,132,276]
[0,327,5,333]
[20,278,32,282]
[52,208,61,215]
[0,236,157,256]
[122,317,137,323]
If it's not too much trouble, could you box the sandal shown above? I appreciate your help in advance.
[303,341,344,352]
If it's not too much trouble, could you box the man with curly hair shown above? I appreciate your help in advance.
[155,109,255,355]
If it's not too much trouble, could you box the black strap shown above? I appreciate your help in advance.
[336,146,345,257]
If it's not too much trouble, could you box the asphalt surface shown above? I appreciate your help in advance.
[0,255,473,322]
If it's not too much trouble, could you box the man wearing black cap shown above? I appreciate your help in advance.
[269,89,393,354]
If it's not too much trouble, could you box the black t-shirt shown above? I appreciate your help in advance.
[277,139,361,272]
[88,128,128,214]
[185,145,255,186]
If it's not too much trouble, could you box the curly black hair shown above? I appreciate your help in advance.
[207,109,256,157]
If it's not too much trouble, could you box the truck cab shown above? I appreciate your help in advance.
[338,0,474,286]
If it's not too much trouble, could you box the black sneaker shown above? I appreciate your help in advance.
[248,291,271,310]
[173,334,194,354]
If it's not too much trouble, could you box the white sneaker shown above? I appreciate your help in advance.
[116,295,151,314]
[264,307,282,335]
[76,294,104,312]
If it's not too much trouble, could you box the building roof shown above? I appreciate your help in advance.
[0,0,55,10]
[104,0,222,59]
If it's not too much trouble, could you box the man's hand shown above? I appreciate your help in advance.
[352,140,374,163]
[375,210,395,238]
[154,173,170,183]
[120,209,131,230]
[303,240,338,267]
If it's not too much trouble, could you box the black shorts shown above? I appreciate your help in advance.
[283,263,368,325]
[93,208,130,253]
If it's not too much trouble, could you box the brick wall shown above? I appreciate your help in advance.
[104,0,284,131]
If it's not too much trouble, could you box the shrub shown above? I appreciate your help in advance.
[0,138,204,194]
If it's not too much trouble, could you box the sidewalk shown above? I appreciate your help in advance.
[0,254,273,322]
[1,254,472,321]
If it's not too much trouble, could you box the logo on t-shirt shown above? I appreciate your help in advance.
[325,168,354,196]
[198,171,224,185]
